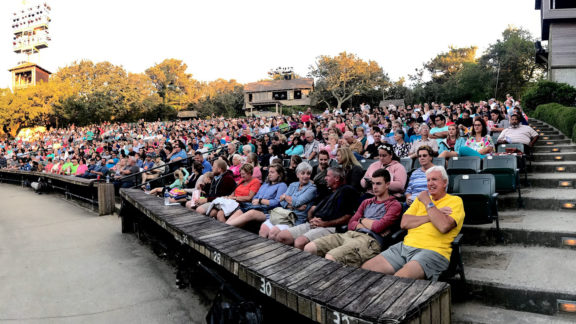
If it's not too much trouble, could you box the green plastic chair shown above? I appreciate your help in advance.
[453,174,500,238]
[480,155,522,207]
[446,156,482,193]
[414,157,446,170]
[400,157,414,173]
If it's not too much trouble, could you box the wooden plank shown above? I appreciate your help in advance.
[405,282,449,317]
[275,257,333,286]
[238,244,294,267]
[218,236,264,254]
[378,279,431,323]
[256,251,312,276]
[440,289,451,324]
[288,261,341,291]
[358,278,415,321]
[311,268,370,301]
[429,297,440,324]
[341,275,397,315]
[326,271,385,310]
[265,254,321,282]
[298,266,355,298]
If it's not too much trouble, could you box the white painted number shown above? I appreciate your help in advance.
[332,311,350,324]
[259,277,272,296]
[213,252,221,265]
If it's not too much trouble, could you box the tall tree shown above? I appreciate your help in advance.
[425,46,477,83]
[309,52,389,109]
[145,58,199,108]
[480,26,545,99]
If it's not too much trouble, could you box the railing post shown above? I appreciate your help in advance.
[98,182,115,215]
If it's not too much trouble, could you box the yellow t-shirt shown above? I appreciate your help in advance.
[403,194,465,260]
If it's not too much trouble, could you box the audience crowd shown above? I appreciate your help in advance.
[0,95,539,280]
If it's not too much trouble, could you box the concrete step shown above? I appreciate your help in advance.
[533,152,576,162]
[452,301,576,324]
[498,188,576,211]
[461,210,576,247]
[538,134,568,140]
[531,161,576,173]
[533,145,576,153]
[456,245,576,315]
[527,173,576,189]
[534,138,573,146]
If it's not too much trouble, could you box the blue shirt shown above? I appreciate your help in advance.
[406,168,428,196]
[170,150,187,162]
[280,182,317,225]
[201,160,212,174]
[254,182,288,208]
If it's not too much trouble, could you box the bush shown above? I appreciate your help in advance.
[533,103,576,142]
[522,80,576,112]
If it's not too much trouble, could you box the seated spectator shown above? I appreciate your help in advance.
[275,167,359,249]
[194,151,212,174]
[285,136,304,156]
[114,157,141,189]
[74,158,88,176]
[406,146,436,205]
[362,166,465,281]
[355,126,368,149]
[320,134,339,160]
[246,153,262,182]
[488,109,509,140]
[303,169,402,267]
[408,124,438,158]
[392,129,411,159]
[342,131,363,157]
[80,158,109,179]
[459,117,494,157]
[311,150,331,202]
[438,124,467,158]
[303,130,320,161]
[361,144,407,198]
[336,147,364,192]
[208,164,261,222]
[184,161,204,189]
[429,114,449,146]
[285,155,302,185]
[43,157,53,173]
[260,162,317,239]
[194,159,237,212]
[497,114,539,149]
[229,154,243,183]
[226,164,288,228]
[364,130,383,159]
[408,123,422,143]
[141,155,166,187]
[148,167,189,195]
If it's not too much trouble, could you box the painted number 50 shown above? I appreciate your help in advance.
[259,278,272,296]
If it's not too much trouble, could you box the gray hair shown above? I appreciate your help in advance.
[296,161,313,175]
[243,145,252,154]
[426,165,449,189]
[327,166,345,182]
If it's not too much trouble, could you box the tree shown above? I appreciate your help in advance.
[194,79,244,118]
[309,52,389,109]
[145,58,199,108]
[480,26,546,99]
[425,46,477,83]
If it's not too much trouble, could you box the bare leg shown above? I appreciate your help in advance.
[325,253,336,261]
[276,230,295,246]
[394,260,426,279]
[208,209,218,218]
[303,242,318,255]
[361,254,396,275]
[294,236,310,250]
[268,226,282,240]
[216,210,227,222]
[259,223,270,238]
[227,210,266,227]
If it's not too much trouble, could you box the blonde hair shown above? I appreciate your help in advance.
[337,147,361,169]
[174,169,185,183]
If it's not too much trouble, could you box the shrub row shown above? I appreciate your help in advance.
[532,103,576,142]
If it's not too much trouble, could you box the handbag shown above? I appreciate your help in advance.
[269,207,296,226]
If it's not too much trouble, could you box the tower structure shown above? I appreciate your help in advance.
[9,2,52,90]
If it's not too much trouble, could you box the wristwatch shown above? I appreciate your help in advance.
[426,202,435,210]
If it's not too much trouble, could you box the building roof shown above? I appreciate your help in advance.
[244,78,314,92]
[8,62,52,74]
[177,110,198,118]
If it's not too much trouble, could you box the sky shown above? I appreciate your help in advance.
[1,0,542,89]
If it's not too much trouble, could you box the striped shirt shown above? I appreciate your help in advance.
[497,125,538,145]
[406,168,428,196]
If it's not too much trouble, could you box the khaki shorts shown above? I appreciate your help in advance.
[313,231,381,267]
[286,223,336,242]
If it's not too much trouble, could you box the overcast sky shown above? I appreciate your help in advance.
[2,0,542,89]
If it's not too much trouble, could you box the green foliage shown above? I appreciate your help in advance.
[522,80,576,112]
[142,104,178,121]
[425,46,477,83]
[532,103,576,142]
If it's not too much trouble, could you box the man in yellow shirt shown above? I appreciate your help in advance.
[362,166,465,280]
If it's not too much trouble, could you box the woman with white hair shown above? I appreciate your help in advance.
[259,162,317,240]
[229,154,243,183]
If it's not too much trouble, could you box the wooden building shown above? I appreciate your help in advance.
[536,0,576,87]
[243,78,314,116]
[9,62,51,90]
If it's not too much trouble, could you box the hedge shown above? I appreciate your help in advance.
[532,103,576,143]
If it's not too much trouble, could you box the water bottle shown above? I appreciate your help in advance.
[145,183,151,191]
[164,191,170,205]
[106,175,110,183]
